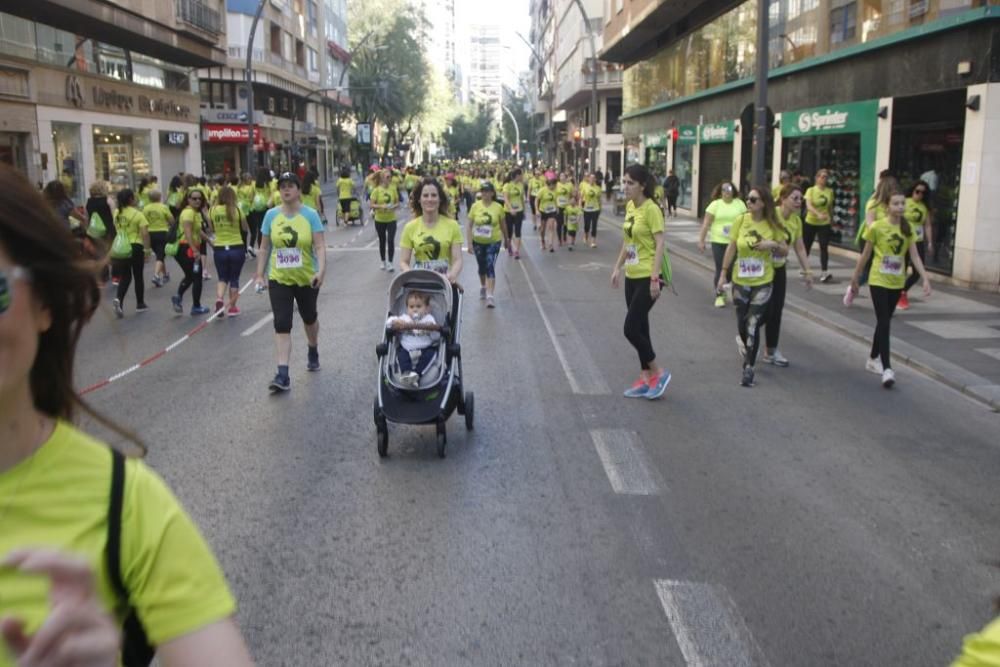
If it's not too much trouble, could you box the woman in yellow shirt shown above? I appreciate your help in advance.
[208,186,250,316]
[0,165,254,667]
[399,177,464,284]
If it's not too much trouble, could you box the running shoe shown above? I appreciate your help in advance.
[735,334,747,360]
[191,305,210,316]
[269,374,290,392]
[247,247,256,258]
[590,242,597,248]
[865,356,884,375]
[843,284,856,307]
[401,371,419,388]
[171,295,182,313]
[112,298,123,319]
[135,303,149,313]
[162,274,171,284]
[549,246,555,253]
[387,264,395,273]
[215,300,225,317]
[897,291,910,310]
[762,349,789,367]
[151,276,163,288]
[307,348,320,372]
[203,273,212,282]
[480,287,487,300]
[881,368,896,389]
[380,261,387,271]
[623,377,649,398]
[820,272,833,283]
[227,306,241,317]
[645,370,672,399]
[740,366,756,387]
[111,277,120,286]
[514,252,520,260]
[568,246,574,251]
[714,294,726,308]
[486,295,495,308]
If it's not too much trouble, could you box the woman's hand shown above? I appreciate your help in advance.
[1,549,121,667]
[254,274,266,291]
[922,278,932,297]
[610,267,621,289]
[650,278,661,300]
[311,271,324,289]
[716,274,728,294]
[848,278,859,297]
[467,243,474,256]
[697,238,706,254]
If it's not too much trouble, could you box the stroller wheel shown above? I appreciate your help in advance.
[464,392,474,431]
[436,421,447,458]
[377,425,388,458]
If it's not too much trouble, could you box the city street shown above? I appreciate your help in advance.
[74,205,1000,666]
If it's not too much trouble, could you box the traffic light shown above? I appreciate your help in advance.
[572,129,582,143]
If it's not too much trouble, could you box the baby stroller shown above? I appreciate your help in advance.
[374,269,473,458]
[346,198,362,226]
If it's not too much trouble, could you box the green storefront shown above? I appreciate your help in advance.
[781,100,877,247]
[643,131,668,175]
[674,125,697,212]
[697,120,736,216]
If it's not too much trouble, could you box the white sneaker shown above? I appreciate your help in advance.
[881,368,896,388]
[763,349,789,367]
[381,261,388,270]
[865,357,884,375]
[387,263,395,273]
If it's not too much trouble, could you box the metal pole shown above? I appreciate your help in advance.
[501,105,520,162]
[245,0,267,174]
[570,0,599,173]
[752,0,769,186]
[516,31,555,166]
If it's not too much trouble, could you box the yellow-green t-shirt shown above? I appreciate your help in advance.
[404,174,418,192]
[177,207,203,247]
[952,616,1000,667]
[401,216,463,273]
[705,198,748,244]
[528,177,543,198]
[904,197,930,242]
[863,217,913,290]
[301,185,322,211]
[730,213,781,287]
[581,182,602,211]
[371,186,399,223]
[468,200,504,244]
[209,204,244,247]
[142,202,172,233]
[138,185,152,209]
[445,185,461,218]
[537,187,559,214]
[556,182,573,208]
[622,198,665,280]
[564,205,583,231]
[772,184,783,203]
[0,420,236,667]
[114,206,148,246]
[250,186,270,212]
[336,177,354,200]
[804,186,834,226]
[503,182,525,212]
[654,184,665,203]
[262,206,325,286]
[774,209,803,268]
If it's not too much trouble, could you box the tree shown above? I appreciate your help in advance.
[444,104,494,158]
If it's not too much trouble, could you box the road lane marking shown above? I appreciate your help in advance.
[241,313,274,337]
[516,258,611,395]
[590,429,660,495]
[654,580,766,667]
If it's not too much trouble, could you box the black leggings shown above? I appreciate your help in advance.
[556,210,567,242]
[247,210,265,249]
[174,244,203,308]
[624,277,658,369]
[375,221,397,262]
[505,212,523,239]
[764,266,787,350]
[711,242,731,294]
[869,285,901,370]
[584,210,599,237]
[113,244,146,306]
[733,283,772,368]
[904,241,926,292]
[802,224,831,271]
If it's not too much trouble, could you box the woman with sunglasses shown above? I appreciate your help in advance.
[898,180,933,311]
[611,164,671,400]
[171,190,211,316]
[0,165,254,667]
[762,184,813,367]
[370,169,400,271]
[698,180,746,308]
[110,188,152,319]
[803,168,834,283]
[718,187,787,388]
[467,180,507,307]
[254,172,326,392]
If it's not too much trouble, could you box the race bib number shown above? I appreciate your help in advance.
[584,205,599,212]
[738,257,765,279]
[879,255,904,276]
[510,202,523,211]
[914,226,924,242]
[624,244,639,266]
[415,259,449,274]
[275,247,303,269]
[557,197,568,207]
[542,205,556,214]
[474,225,494,239]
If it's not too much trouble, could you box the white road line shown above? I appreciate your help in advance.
[654,580,767,667]
[517,259,611,395]
[241,313,274,337]
[589,429,660,495]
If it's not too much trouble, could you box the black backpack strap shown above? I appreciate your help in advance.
[106,449,155,667]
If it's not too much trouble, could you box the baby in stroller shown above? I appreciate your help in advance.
[385,290,442,388]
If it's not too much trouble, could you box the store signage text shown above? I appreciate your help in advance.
[676,125,697,145]
[201,109,249,123]
[700,122,734,144]
[159,131,189,147]
[64,75,192,119]
[797,110,850,134]
[782,100,878,138]
[204,124,261,143]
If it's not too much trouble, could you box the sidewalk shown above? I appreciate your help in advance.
[600,208,1000,411]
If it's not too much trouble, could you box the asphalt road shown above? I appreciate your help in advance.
[75,206,1000,666]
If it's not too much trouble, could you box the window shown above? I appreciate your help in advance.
[270,24,281,53]
[307,46,318,72]
[606,97,622,134]
[293,0,304,14]
[0,13,36,60]
[295,39,305,66]
[307,1,318,36]
[830,2,857,45]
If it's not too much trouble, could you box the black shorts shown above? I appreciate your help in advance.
[541,209,559,224]
[339,198,352,214]
[529,196,536,215]
[268,281,319,334]
[505,212,524,239]
[149,231,168,261]
[199,240,207,255]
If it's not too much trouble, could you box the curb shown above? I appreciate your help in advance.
[599,213,1000,412]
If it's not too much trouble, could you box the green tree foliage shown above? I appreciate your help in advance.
[444,103,494,158]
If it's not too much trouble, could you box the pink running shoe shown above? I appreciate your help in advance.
[227,305,241,317]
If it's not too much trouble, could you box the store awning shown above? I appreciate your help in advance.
[328,41,351,63]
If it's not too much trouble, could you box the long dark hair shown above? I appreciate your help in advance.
[747,186,783,235]
[255,168,270,189]
[42,180,71,207]
[624,163,656,200]
[168,175,183,193]
[0,166,142,452]
[411,177,450,216]
[302,172,318,195]
[710,180,737,201]
[907,179,933,210]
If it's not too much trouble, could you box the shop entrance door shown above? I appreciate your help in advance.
[160,146,185,183]
[606,150,621,181]
[698,143,733,216]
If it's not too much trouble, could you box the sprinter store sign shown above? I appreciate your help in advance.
[782,100,878,138]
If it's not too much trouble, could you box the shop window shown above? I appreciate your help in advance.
[307,47,318,72]
[51,123,83,203]
[830,2,858,46]
[35,24,79,67]
[93,126,150,193]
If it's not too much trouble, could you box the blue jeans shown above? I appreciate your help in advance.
[213,245,246,288]
[398,346,437,375]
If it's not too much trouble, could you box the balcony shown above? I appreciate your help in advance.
[176,0,223,35]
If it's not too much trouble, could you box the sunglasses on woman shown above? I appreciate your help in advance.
[746,196,760,204]
[914,188,926,194]
[0,266,30,316]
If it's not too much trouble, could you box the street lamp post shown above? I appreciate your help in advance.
[516,31,555,165]
[569,0,599,173]
[245,0,267,174]
[751,0,770,186]
[501,104,521,162]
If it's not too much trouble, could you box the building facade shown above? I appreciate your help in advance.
[603,0,1000,289]
[468,24,504,125]
[0,0,224,202]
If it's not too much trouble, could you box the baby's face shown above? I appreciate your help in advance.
[407,298,428,319]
